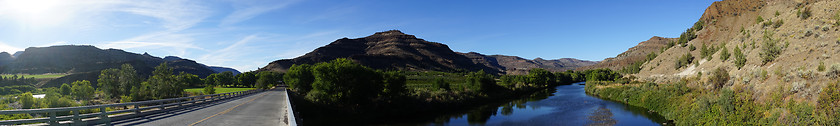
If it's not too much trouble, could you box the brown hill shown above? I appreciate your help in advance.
[461,52,597,75]
[576,36,675,71]
[260,30,500,74]
[3,45,219,87]
[260,30,596,75]
[629,0,840,102]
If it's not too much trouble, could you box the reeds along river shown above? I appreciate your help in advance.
[420,82,670,126]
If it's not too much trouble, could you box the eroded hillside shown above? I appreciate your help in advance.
[633,0,840,103]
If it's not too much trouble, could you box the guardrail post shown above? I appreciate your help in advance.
[74,110,83,126]
[49,111,57,125]
[134,104,141,117]
[160,101,169,114]
[100,107,111,126]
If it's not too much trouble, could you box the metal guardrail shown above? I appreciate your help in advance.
[0,89,264,126]
[284,88,297,126]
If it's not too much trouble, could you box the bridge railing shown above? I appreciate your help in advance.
[0,89,264,126]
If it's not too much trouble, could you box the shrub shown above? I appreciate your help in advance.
[762,20,773,27]
[816,81,840,125]
[709,67,729,90]
[797,7,811,19]
[203,84,215,94]
[827,64,840,78]
[675,53,694,69]
[819,62,826,72]
[775,11,780,17]
[756,16,764,24]
[773,19,784,28]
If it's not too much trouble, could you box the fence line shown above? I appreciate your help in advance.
[0,89,264,126]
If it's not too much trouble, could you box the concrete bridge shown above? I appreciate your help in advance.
[0,88,296,126]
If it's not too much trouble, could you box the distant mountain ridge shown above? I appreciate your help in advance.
[260,30,595,75]
[460,52,597,75]
[164,56,241,75]
[0,45,234,87]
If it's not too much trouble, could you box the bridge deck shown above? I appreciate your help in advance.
[110,89,289,126]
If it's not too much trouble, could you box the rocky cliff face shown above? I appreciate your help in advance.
[261,30,595,75]
[577,36,675,71]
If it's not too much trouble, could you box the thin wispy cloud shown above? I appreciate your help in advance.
[220,0,299,27]
[199,34,264,71]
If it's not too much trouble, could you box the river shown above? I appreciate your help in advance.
[420,82,670,126]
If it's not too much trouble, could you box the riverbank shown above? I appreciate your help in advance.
[584,80,836,125]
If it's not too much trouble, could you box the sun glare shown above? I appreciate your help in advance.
[1,0,69,27]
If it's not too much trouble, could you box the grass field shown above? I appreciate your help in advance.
[405,71,469,90]
[185,87,255,94]
[1,74,68,79]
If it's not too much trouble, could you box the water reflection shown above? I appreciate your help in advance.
[424,82,667,126]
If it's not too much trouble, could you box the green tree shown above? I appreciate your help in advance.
[19,92,35,109]
[146,63,186,99]
[70,80,94,100]
[130,82,154,101]
[307,58,384,105]
[528,68,555,86]
[285,64,314,93]
[733,46,746,69]
[118,64,141,96]
[720,45,730,61]
[97,64,140,99]
[97,68,121,98]
[177,72,202,88]
[257,71,283,89]
[675,52,694,69]
[204,74,217,87]
[60,83,71,95]
[382,71,407,97]
[466,70,495,93]
[433,78,450,91]
[214,72,235,87]
[235,72,257,88]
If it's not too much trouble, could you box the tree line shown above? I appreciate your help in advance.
[16,62,284,110]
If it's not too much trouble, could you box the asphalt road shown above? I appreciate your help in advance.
[110,89,289,126]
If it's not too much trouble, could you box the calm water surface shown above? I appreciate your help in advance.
[422,82,669,126]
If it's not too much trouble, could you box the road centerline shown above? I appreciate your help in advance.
[188,92,269,126]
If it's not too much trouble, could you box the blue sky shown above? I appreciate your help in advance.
[0,0,717,72]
